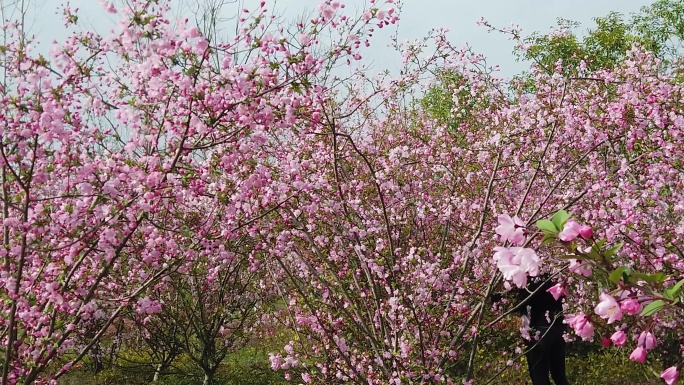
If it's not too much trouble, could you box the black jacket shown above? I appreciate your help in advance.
[516,275,564,327]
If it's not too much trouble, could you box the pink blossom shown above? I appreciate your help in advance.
[187,27,201,39]
[269,353,282,370]
[565,313,594,340]
[610,330,627,346]
[594,293,622,324]
[515,247,540,276]
[492,246,514,264]
[495,214,526,245]
[318,3,334,20]
[493,247,540,288]
[546,283,568,301]
[568,259,592,277]
[629,346,647,363]
[620,298,641,315]
[638,331,657,350]
[362,10,373,21]
[600,337,611,347]
[558,219,581,242]
[136,296,162,315]
[578,225,593,239]
[99,0,117,13]
[661,366,679,385]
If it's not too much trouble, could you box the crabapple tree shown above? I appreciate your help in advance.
[0,0,388,382]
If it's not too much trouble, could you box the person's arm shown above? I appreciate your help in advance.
[516,286,532,315]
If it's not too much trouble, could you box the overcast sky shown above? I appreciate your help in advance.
[26,0,655,78]
[270,0,656,77]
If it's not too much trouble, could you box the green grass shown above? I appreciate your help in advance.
[57,345,667,385]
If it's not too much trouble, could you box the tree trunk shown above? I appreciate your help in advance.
[201,362,220,385]
[92,358,103,374]
[152,363,163,382]
[152,357,174,382]
[202,371,214,385]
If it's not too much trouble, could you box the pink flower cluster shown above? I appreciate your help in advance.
[492,247,541,288]
[565,313,594,340]
[558,219,592,242]
[594,293,621,324]
[493,215,541,288]
[629,331,657,363]
[495,214,526,245]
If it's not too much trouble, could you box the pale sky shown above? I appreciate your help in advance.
[268,0,656,77]
[25,0,655,78]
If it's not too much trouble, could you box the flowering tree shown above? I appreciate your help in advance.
[4,0,684,384]
[0,0,391,382]
[136,243,263,385]
[262,19,684,384]
[480,35,684,384]
[261,28,519,383]
[494,207,684,384]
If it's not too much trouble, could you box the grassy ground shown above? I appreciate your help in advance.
[57,345,666,385]
[489,352,664,385]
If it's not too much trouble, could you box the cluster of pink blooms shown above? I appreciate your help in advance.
[564,313,594,340]
[493,215,541,288]
[557,219,592,242]
[496,209,681,383]
[593,293,661,365]
[628,331,657,363]
[135,296,163,316]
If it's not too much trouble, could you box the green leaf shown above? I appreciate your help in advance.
[594,239,606,250]
[665,279,684,299]
[582,246,601,261]
[604,242,623,260]
[541,232,557,246]
[609,266,630,284]
[632,272,668,284]
[537,220,557,233]
[551,210,572,231]
[640,300,665,317]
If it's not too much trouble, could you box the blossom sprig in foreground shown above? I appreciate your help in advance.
[493,215,541,288]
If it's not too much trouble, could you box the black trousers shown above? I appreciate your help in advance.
[525,322,570,385]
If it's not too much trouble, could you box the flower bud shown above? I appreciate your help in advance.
[579,225,593,239]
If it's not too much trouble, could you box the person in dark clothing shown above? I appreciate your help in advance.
[516,275,570,385]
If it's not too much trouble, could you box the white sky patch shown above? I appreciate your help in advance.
[24,0,654,79]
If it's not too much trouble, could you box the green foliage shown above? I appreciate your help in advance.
[219,346,293,385]
[550,210,571,231]
[419,70,464,133]
[418,69,490,136]
[608,266,631,284]
[632,0,684,62]
[584,12,645,69]
[476,351,664,385]
[536,219,557,233]
[665,278,684,299]
[59,327,672,385]
[59,347,294,385]
[513,0,684,89]
[564,348,664,385]
[641,300,666,316]
[519,19,587,73]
